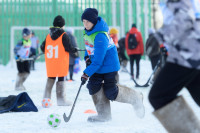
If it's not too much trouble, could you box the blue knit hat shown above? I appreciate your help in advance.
[81,8,98,25]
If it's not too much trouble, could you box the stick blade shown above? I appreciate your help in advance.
[63,113,70,122]
[135,83,149,87]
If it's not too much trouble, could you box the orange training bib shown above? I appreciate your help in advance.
[45,33,69,77]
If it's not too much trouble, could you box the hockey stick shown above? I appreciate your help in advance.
[77,49,86,51]
[16,58,34,62]
[32,52,44,60]
[16,53,44,62]
[63,82,83,122]
[132,60,160,87]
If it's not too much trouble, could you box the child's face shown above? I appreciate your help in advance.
[83,19,94,30]
[23,34,31,40]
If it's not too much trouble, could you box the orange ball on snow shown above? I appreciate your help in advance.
[42,98,52,108]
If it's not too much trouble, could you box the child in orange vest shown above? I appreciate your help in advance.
[40,15,78,106]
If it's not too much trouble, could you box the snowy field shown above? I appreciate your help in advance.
[0,59,200,133]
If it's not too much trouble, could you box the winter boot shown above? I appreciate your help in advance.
[153,96,200,133]
[115,84,145,118]
[122,60,128,68]
[56,81,71,106]
[121,60,128,72]
[22,72,29,82]
[136,74,139,79]
[15,72,29,91]
[87,87,112,122]
[131,75,134,80]
[115,73,119,83]
[31,60,35,70]
[136,71,139,79]
[43,78,55,99]
[29,60,35,70]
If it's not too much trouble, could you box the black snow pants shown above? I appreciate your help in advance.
[148,62,200,110]
[129,54,141,78]
[16,61,30,73]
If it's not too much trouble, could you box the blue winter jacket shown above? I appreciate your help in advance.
[83,17,120,77]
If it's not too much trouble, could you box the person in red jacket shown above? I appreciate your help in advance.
[109,28,119,47]
[125,24,144,79]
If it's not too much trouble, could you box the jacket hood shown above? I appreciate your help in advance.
[85,17,109,35]
[49,27,65,40]
[129,27,139,34]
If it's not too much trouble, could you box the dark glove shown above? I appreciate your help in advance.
[81,73,89,85]
[160,45,168,55]
[85,57,92,67]
[15,55,23,62]
[15,55,20,60]
[74,47,79,52]
[32,55,37,60]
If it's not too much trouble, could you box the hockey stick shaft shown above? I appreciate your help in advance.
[16,53,44,62]
[132,60,160,87]
[77,49,86,51]
[33,53,44,60]
[16,58,35,62]
[63,83,83,122]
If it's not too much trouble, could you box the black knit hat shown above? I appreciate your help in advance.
[81,8,98,25]
[132,23,137,28]
[53,15,65,28]
[22,28,31,37]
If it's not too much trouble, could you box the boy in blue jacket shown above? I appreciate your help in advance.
[80,8,145,122]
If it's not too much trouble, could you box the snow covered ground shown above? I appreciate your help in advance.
[0,59,200,133]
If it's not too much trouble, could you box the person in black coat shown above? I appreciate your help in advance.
[66,28,79,81]
[118,37,128,72]
[146,28,160,70]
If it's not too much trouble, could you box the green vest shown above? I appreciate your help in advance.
[83,31,109,45]
[23,39,31,47]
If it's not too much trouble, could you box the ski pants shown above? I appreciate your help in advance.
[149,62,200,110]
[16,61,30,73]
[87,71,119,100]
[49,77,65,81]
[129,54,141,77]
[150,54,160,70]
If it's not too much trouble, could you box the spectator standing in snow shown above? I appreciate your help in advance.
[145,28,160,70]
[109,27,120,82]
[125,24,144,79]
[118,36,128,72]
[146,28,169,83]
[29,31,39,70]
[14,28,32,91]
[80,8,145,122]
[66,28,79,81]
[148,0,200,132]
[40,15,78,106]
